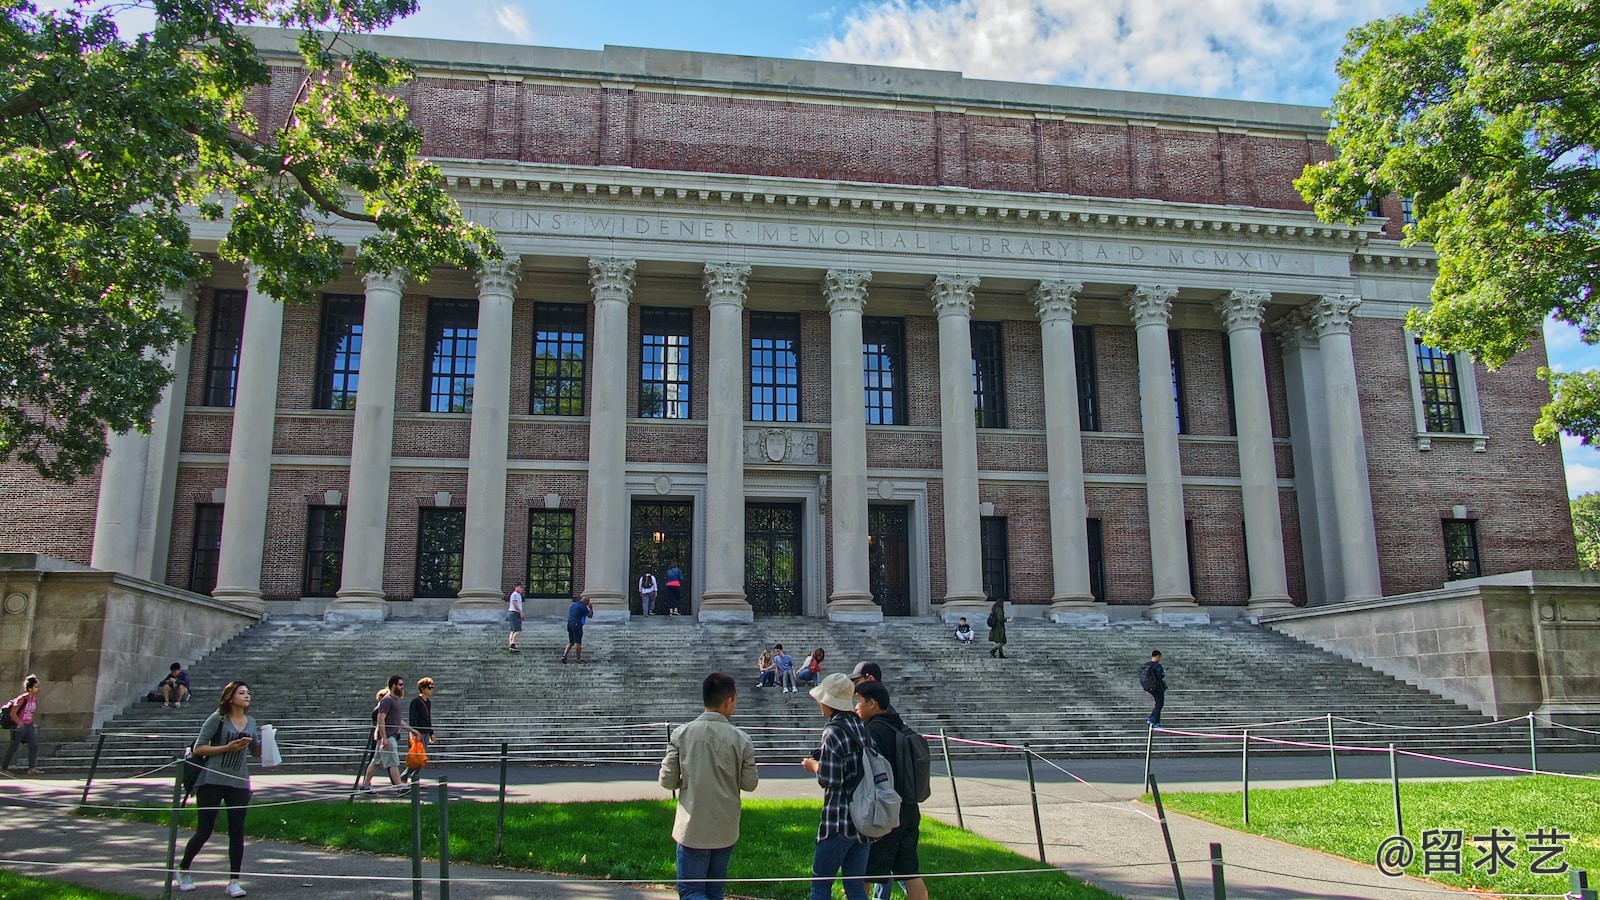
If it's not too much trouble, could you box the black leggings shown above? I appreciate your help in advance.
[181,784,251,879]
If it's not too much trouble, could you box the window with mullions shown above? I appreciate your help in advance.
[1074,325,1099,432]
[425,299,477,413]
[302,506,346,597]
[1169,331,1187,434]
[203,290,246,407]
[190,504,223,594]
[314,295,363,410]
[640,307,692,419]
[863,317,906,425]
[1443,519,1481,580]
[980,516,1010,600]
[750,312,800,422]
[531,302,587,416]
[1415,338,1465,433]
[971,321,1006,429]
[527,510,576,598]
[415,508,465,597]
[1086,518,1105,602]
[1401,196,1417,225]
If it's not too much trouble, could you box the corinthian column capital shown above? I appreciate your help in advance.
[703,262,751,309]
[1030,279,1083,324]
[588,257,637,305]
[1271,309,1316,352]
[928,274,979,319]
[823,268,871,313]
[1216,289,1271,333]
[1309,293,1361,337]
[475,257,522,299]
[1125,284,1178,327]
[363,268,407,295]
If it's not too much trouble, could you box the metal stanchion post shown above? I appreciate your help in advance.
[351,733,375,801]
[1210,842,1226,900]
[1241,729,1250,826]
[1389,743,1402,838]
[81,733,107,806]
[1571,868,1597,900]
[411,779,423,900]
[1530,712,1539,775]
[1327,713,1338,783]
[1148,773,1188,900]
[1022,742,1046,864]
[1144,723,1155,792]
[495,741,508,857]
[437,777,451,900]
[164,755,183,900]
[939,728,963,830]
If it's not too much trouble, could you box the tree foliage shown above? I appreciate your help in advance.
[1571,492,1600,570]
[0,0,496,481]
[1296,0,1600,444]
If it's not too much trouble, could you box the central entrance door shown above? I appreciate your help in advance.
[630,500,693,615]
[868,504,911,616]
[745,503,801,616]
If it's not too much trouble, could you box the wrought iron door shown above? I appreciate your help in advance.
[745,504,801,616]
[629,501,693,615]
[868,504,911,616]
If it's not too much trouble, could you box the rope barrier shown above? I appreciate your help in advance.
[1223,862,1568,897]
[1329,713,1533,731]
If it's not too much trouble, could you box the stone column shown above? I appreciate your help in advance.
[452,258,522,621]
[1125,284,1203,620]
[581,258,635,623]
[930,274,987,623]
[92,284,196,580]
[1216,289,1293,612]
[1031,280,1102,624]
[1309,294,1384,602]
[328,269,405,622]
[701,262,755,622]
[136,285,198,582]
[212,267,284,612]
[824,269,881,622]
[1274,311,1340,604]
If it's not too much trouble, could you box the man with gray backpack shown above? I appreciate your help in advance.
[802,672,897,900]
[854,679,930,900]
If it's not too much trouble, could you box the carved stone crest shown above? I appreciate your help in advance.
[745,427,818,465]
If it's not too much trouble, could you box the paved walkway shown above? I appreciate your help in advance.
[6,751,1591,899]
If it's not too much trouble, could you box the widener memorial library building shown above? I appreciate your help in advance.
[0,30,1578,631]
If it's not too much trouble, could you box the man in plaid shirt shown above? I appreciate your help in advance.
[801,672,871,900]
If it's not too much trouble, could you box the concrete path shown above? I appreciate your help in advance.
[7,751,1590,898]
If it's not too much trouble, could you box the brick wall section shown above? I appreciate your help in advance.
[0,461,98,565]
[982,482,1052,604]
[1185,487,1247,604]
[272,414,354,456]
[799,310,831,425]
[276,300,320,409]
[485,79,523,161]
[965,115,1037,194]
[182,412,233,456]
[1083,436,1148,476]
[925,481,946,602]
[383,471,470,601]
[166,466,228,589]
[903,315,941,427]
[260,469,349,600]
[1352,318,1577,595]
[977,434,1048,474]
[1001,318,1044,430]
[1094,325,1144,432]
[505,473,590,597]
[1179,329,1232,437]
[1088,486,1155,604]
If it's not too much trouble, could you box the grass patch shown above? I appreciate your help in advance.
[0,869,141,899]
[1159,776,1600,896]
[91,797,1116,900]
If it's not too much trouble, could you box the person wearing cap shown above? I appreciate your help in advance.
[847,661,881,684]
[800,672,872,900]
[659,672,759,900]
[854,680,927,900]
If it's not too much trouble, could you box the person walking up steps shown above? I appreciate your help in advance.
[506,583,524,652]
[562,596,594,663]
[986,597,1009,659]
[664,563,685,615]
[1141,650,1167,727]
[639,571,659,616]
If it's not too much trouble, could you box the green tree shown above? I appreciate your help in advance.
[1,0,496,481]
[1572,492,1600,569]
[1296,0,1600,445]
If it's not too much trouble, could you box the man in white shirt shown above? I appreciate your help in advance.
[659,672,759,900]
[506,584,524,652]
[639,572,659,616]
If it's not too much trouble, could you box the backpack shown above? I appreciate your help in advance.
[986,611,997,628]
[844,725,902,839]
[1139,661,1162,693]
[0,697,18,730]
[181,714,224,804]
[890,720,933,804]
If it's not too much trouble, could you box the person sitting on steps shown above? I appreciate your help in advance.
[795,648,825,686]
[954,618,975,645]
[756,649,777,688]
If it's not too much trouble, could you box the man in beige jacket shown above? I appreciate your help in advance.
[659,672,760,900]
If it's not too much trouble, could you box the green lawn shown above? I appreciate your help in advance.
[91,798,1117,900]
[1160,776,1600,896]
[0,870,141,899]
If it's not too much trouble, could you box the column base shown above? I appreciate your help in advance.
[939,595,990,624]
[1145,597,1210,626]
[210,587,266,615]
[699,591,754,623]
[826,591,884,623]
[1048,595,1109,626]
[448,589,505,624]
[583,591,630,624]
[1246,594,1296,618]
[325,591,389,623]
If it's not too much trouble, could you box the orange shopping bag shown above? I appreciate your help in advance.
[406,735,428,771]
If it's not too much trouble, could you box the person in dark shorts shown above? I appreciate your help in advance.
[562,597,594,663]
[506,584,524,652]
[854,680,927,900]
[160,663,191,707]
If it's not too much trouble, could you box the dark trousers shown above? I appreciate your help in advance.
[181,784,251,879]
[1147,689,1165,725]
[3,723,38,769]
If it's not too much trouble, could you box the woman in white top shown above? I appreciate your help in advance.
[638,572,659,616]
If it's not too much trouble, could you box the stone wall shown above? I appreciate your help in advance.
[0,555,259,742]
[1260,571,1600,718]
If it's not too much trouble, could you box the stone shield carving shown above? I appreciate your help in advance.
[745,428,818,465]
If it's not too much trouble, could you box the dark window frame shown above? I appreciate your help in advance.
[203,290,246,407]
[531,301,588,416]
[189,503,223,594]
[314,294,364,410]
[1074,325,1099,432]
[1087,517,1106,602]
[425,298,478,413]
[415,507,466,597]
[1443,519,1482,580]
[971,321,1007,429]
[1415,338,1466,433]
[1185,519,1198,599]
[302,505,346,597]
[1169,330,1187,435]
[640,306,693,419]
[527,509,577,599]
[749,311,800,423]
[979,516,1010,600]
[863,316,907,426]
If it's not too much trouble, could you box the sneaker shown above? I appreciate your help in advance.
[225,880,247,897]
[24,768,43,775]
[176,873,195,892]
[163,702,171,708]
[508,645,520,652]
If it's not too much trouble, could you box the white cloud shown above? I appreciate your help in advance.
[811,0,1418,103]
[1567,461,1600,498]
[494,4,534,42]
